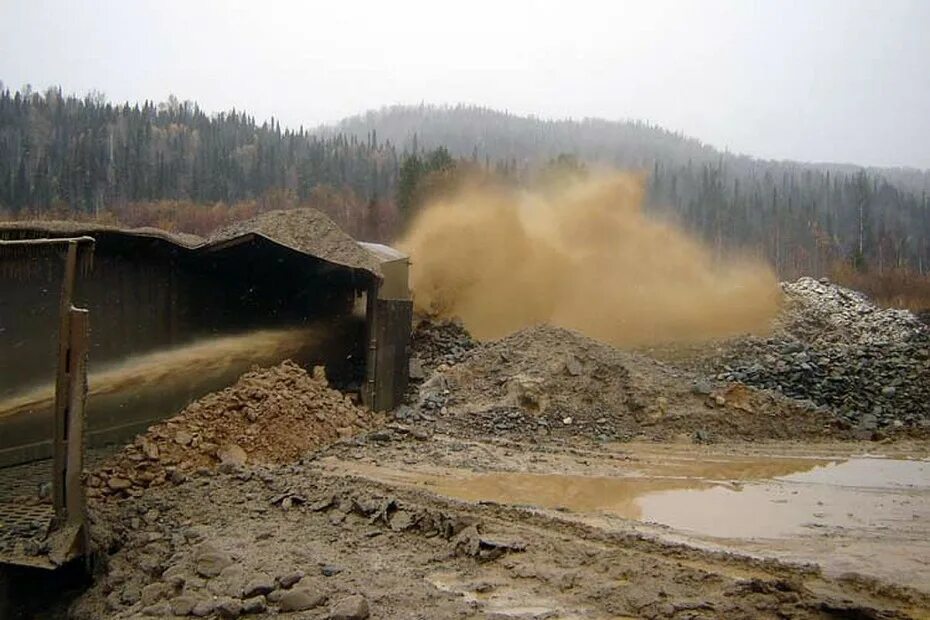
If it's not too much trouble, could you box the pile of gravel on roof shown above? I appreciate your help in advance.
[716,277,930,432]
[209,208,383,275]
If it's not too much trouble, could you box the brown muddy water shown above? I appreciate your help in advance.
[329,450,930,591]
[424,457,929,539]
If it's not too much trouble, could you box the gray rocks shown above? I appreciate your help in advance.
[329,595,370,620]
[409,319,476,375]
[409,356,426,380]
[713,277,930,429]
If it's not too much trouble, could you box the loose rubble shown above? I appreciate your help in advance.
[408,318,476,375]
[406,323,839,442]
[711,278,930,431]
[86,361,381,498]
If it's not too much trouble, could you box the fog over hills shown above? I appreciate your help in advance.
[331,104,930,195]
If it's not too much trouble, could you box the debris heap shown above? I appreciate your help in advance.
[717,277,930,430]
[409,318,477,374]
[88,361,381,498]
[418,324,643,438]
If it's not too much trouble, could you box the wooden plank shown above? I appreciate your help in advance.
[65,308,88,526]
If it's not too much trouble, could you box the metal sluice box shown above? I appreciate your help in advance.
[0,237,93,570]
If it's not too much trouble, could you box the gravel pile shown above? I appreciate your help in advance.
[88,361,381,498]
[716,277,930,430]
[398,321,842,442]
[779,277,927,345]
[408,318,477,377]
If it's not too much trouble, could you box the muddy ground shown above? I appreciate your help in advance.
[64,433,930,620]
[6,277,930,619]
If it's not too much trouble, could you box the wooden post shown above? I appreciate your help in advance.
[51,241,78,522]
[65,308,89,525]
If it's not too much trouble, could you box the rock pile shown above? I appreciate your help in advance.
[408,318,476,376]
[421,325,645,439]
[779,277,928,346]
[88,361,381,498]
[717,278,930,430]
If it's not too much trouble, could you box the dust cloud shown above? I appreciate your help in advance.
[399,172,780,346]
[0,323,346,419]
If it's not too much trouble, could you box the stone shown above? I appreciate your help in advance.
[141,582,168,605]
[120,584,142,605]
[242,574,275,597]
[278,588,326,612]
[175,430,193,446]
[389,510,415,532]
[108,476,132,491]
[320,564,343,577]
[191,599,217,617]
[564,355,583,376]
[195,551,234,578]
[105,591,122,611]
[217,443,248,466]
[241,596,267,614]
[694,429,711,443]
[276,571,305,589]
[216,597,243,618]
[329,595,370,620]
[142,602,172,616]
[692,380,713,395]
[408,356,426,380]
[169,595,198,616]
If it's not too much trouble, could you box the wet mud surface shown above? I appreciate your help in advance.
[322,437,930,598]
[30,432,919,620]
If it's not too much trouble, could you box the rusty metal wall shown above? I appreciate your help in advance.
[372,299,413,412]
[0,232,372,467]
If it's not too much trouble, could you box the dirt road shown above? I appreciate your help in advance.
[67,431,930,620]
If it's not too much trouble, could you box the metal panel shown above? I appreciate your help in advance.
[372,299,413,411]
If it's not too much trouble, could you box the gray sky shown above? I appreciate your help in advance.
[2,0,929,169]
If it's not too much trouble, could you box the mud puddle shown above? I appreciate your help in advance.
[327,451,930,591]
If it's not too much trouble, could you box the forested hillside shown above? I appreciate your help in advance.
[0,86,399,238]
[1,88,929,279]
[340,105,930,277]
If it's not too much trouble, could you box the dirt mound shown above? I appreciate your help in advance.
[88,361,381,498]
[414,324,838,442]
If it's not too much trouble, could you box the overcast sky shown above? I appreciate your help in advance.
[1,0,928,169]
